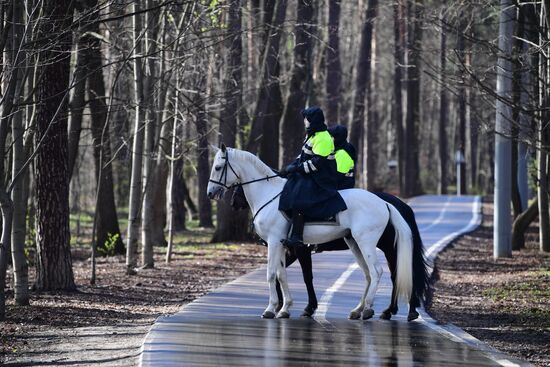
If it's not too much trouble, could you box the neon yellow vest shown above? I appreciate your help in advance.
[304,130,334,157]
[335,149,354,174]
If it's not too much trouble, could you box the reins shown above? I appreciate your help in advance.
[208,150,280,189]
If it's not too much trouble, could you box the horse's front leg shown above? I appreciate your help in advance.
[262,241,292,319]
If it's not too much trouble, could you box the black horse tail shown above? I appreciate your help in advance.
[402,206,432,308]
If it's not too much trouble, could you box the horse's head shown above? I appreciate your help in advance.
[207,144,240,200]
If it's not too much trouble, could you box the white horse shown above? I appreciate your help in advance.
[207,145,413,320]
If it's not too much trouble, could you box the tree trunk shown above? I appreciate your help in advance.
[34,0,76,290]
[246,0,287,167]
[438,11,448,195]
[493,0,515,258]
[539,0,550,252]
[8,0,29,306]
[194,75,213,228]
[350,0,378,188]
[456,17,467,195]
[126,1,146,274]
[67,39,87,179]
[393,1,406,194]
[140,0,161,268]
[212,1,250,242]
[86,1,124,255]
[172,159,187,231]
[512,198,538,251]
[403,0,423,197]
[280,0,314,166]
[0,190,13,320]
[181,174,198,220]
[325,0,341,125]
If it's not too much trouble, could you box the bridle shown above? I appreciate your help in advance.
[208,150,280,190]
[209,150,283,227]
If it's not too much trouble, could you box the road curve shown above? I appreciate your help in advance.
[140,195,530,367]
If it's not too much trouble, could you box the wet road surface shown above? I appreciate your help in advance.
[140,195,529,366]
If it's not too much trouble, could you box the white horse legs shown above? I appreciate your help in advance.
[346,233,384,320]
[344,236,370,320]
[262,241,293,319]
[357,234,384,319]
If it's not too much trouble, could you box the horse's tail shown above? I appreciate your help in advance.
[387,203,413,302]
[400,204,432,308]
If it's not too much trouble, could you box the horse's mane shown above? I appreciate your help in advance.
[230,148,278,177]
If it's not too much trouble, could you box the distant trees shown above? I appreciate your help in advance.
[4,0,550,321]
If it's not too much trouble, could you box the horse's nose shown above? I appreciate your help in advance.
[207,191,213,200]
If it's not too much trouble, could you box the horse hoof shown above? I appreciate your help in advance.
[262,311,276,319]
[348,311,362,320]
[301,305,316,318]
[380,310,392,320]
[276,311,290,319]
[407,311,419,322]
[362,309,374,320]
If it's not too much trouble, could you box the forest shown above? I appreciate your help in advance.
[0,0,549,323]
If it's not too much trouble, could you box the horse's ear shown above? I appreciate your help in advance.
[221,143,227,153]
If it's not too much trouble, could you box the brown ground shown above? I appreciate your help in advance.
[0,228,267,366]
[1,202,549,366]
[426,202,550,367]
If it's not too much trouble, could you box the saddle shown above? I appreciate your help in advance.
[230,186,339,225]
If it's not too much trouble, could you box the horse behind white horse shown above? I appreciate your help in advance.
[207,145,413,320]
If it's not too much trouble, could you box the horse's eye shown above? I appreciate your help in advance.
[215,165,222,171]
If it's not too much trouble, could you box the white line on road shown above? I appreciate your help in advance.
[314,262,359,325]
[418,196,452,232]
[424,196,482,260]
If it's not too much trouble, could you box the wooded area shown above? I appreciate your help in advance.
[1,0,550,321]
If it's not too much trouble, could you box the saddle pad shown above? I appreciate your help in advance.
[280,211,340,226]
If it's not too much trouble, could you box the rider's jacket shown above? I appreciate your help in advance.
[334,148,355,190]
[328,124,356,190]
[278,107,347,219]
[293,130,338,189]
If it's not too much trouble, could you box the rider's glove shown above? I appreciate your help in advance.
[286,163,298,174]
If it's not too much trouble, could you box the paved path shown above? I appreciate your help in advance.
[140,195,529,366]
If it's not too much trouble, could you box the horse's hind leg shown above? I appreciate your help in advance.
[295,246,317,317]
[343,236,371,320]
[380,246,398,320]
[354,234,384,320]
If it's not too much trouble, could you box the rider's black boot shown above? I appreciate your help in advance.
[282,212,305,249]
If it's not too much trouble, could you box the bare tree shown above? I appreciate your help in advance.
[438,11,448,195]
[393,0,406,193]
[280,0,314,165]
[126,1,146,274]
[350,0,377,188]
[246,0,287,167]
[212,0,250,242]
[34,0,76,290]
[403,0,423,197]
[325,0,341,125]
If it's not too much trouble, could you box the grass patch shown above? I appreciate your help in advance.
[483,282,550,301]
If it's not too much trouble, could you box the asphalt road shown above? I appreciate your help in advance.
[140,195,530,367]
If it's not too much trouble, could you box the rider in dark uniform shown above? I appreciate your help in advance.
[278,107,347,249]
[328,125,356,190]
